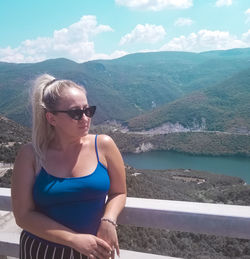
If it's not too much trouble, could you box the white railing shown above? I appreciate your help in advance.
[118,197,250,240]
[0,187,250,258]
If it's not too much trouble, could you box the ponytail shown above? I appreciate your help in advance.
[31,74,56,164]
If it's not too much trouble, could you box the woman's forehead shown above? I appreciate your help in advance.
[61,87,85,96]
[59,88,87,106]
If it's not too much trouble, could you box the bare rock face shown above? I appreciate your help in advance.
[138,118,207,135]
[135,142,154,153]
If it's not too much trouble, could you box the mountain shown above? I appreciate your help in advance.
[1,48,250,131]
[0,116,31,163]
[128,68,250,133]
[0,116,31,143]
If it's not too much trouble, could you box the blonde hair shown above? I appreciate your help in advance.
[31,74,86,164]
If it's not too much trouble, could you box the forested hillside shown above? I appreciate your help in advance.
[128,68,250,132]
[91,125,250,157]
[0,116,30,162]
[117,166,250,258]
[1,48,250,133]
[1,116,250,164]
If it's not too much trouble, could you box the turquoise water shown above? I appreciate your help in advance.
[123,151,250,184]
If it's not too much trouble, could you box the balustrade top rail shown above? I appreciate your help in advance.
[0,187,250,240]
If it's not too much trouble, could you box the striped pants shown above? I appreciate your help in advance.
[20,231,88,259]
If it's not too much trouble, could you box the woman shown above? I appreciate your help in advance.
[11,74,127,259]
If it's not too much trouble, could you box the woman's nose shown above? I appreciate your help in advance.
[79,113,89,121]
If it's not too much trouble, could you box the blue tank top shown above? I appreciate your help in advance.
[32,135,110,235]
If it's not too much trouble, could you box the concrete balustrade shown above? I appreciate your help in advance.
[0,188,250,258]
[118,197,250,240]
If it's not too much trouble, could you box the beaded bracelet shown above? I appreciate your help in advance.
[101,217,118,227]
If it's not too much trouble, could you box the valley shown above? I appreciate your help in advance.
[1,48,250,258]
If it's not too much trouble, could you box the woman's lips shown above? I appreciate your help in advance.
[78,124,89,129]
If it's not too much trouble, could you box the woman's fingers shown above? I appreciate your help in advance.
[95,230,120,258]
[111,249,115,259]
[94,237,113,259]
[96,244,112,258]
[96,236,112,251]
[91,249,110,259]
[114,242,120,257]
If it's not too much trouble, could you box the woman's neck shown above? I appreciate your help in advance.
[49,134,89,152]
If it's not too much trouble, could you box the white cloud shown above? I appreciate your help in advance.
[215,0,232,7]
[120,24,166,45]
[115,0,193,11]
[242,29,250,42]
[174,17,194,27]
[245,8,250,15]
[245,8,250,24]
[93,50,128,60]
[160,30,248,52]
[0,15,115,63]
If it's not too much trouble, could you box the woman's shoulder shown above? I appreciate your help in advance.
[13,143,37,177]
[15,143,36,166]
[18,142,36,156]
[95,135,121,159]
[96,134,115,147]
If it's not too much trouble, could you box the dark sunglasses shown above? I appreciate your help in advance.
[51,106,96,120]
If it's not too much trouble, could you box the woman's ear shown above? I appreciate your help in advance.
[45,112,57,126]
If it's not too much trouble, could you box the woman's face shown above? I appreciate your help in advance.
[48,87,91,138]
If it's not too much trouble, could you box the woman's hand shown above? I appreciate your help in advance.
[97,220,119,259]
[72,233,112,259]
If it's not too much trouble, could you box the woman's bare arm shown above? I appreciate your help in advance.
[11,143,112,258]
[102,135,127,220]
[97,135,127,258]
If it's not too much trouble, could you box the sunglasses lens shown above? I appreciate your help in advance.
[85,106,96,118]
[68,110,83,120]
[67,106,96,120]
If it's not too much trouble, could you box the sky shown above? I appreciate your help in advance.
[0,0,250,63]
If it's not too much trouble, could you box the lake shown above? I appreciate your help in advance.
[122,151,250,184]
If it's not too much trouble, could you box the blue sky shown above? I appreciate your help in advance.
[0,0,250,63]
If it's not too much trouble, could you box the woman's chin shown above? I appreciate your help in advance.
[78,127,89,135]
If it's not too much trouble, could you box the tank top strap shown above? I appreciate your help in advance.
[95,134,100,163]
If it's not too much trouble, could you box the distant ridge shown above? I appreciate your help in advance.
[1,47,250,132]
[200,47,250,57]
